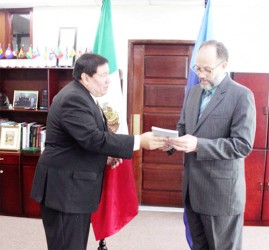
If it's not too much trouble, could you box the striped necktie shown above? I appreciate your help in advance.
[199,90,212,119]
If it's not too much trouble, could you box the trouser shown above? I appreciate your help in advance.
[41,204,91,250]
[185,197,243,250]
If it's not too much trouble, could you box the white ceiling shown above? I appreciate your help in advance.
[1,0,267,10]
[0,0,204,9]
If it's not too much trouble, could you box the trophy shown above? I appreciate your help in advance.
[40,89,48,110]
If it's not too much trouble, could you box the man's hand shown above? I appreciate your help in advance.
[140,132,168,150]
[159,145,173,152]
[168,134,198,153]
[107,157,123,169]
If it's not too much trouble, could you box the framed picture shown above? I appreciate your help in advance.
[57,27,77,67]
[13,90,38,109]
[0,125,21,151]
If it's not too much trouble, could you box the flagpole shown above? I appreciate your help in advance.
[183,0,213,248]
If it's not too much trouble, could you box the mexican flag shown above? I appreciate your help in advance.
[91,0,139,241]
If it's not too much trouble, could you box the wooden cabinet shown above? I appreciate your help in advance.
[0,152,22,216]
[244,149,266,221]
[0,67,73,218]
[232,72,269,225]
[21,154,40,217]
[262,152,269,221]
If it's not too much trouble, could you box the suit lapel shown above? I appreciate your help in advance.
[186,86,203,134]
[74,80,108,131]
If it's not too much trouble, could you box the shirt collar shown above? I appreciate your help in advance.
[90,93,98,105]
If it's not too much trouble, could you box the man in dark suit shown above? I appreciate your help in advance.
[31,53,167,250]
[168,40,256,249]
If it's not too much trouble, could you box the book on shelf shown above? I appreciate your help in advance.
[29,124,43,148]
[21,123,27,149]
[18,122,27,149]
[40,128,46,153]
[25,122,37,148]
[36,125,46,149]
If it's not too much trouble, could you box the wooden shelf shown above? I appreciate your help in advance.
[0,108,48,113]
[0,67,73,218]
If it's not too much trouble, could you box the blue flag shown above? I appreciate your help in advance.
[186,0,214,93]
[184,1,214,249]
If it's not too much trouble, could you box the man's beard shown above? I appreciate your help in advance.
[199,79,215,90]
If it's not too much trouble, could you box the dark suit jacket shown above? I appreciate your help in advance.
[178,74,256,216]
[31,80,134,214]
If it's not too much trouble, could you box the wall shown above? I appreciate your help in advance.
[33,4,203,115]
[33,4,203,79]
[32,1,269,116]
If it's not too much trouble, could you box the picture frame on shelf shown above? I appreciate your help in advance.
[57,27,77,67]
[13,90,38,110]
[0,125,21,151]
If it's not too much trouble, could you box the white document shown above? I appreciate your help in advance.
[151,126,178,138]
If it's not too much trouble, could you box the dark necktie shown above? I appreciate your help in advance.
[96,101,106,124]
[199,90,212,119]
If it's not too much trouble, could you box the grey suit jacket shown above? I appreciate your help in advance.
[177,74,256,216]
[31,80,134,214]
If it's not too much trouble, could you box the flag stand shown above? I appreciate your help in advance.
[98,239,108,250]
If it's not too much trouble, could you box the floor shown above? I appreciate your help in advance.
[1,206,269,250]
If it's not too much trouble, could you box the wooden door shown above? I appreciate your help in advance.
[127,40,194,207]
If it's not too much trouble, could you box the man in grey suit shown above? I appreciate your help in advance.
[168,40,256,250]
[31,53,167,250]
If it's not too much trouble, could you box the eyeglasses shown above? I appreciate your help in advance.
[193,61,224,75]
